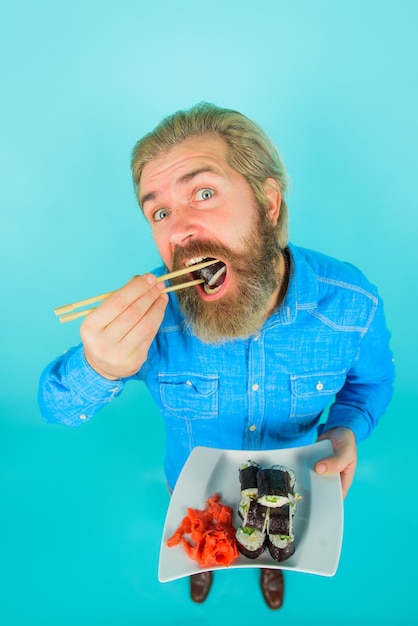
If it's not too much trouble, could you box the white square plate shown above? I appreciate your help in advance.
[158,441,343,581]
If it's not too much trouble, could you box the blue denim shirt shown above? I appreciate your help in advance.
[39,244,394,489]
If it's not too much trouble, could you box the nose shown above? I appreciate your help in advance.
[168,210,197,247]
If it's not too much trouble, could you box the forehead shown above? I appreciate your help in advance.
[139,134,231,193]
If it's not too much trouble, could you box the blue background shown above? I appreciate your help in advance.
[1,1,417,624]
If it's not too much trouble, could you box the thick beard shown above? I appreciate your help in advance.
[172,212,282,344]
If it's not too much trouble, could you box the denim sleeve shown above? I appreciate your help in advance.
[319,295,395,442]
[38,344,125,426]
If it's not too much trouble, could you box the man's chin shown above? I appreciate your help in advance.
[180,297,267,344]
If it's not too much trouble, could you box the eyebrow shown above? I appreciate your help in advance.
[140,166,221,208]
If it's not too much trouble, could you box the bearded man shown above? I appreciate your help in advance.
[39,103,394,609]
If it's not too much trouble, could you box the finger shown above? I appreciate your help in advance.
[315,441,356,499]
[81,282,168,379]
[315,453,345,476]
[92,293,168,379]
[84,274,164,336]
[340,467,355,498]
[315,428,356,475]
[105,282,168,344]
[119,286,169,348]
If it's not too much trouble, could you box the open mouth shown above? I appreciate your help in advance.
[186,257,227,295]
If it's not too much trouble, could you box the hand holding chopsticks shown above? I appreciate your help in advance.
[54,259,217,323]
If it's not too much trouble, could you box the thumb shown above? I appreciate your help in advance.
[315,427,356,473]
[315,443,350,474]
[315,428,357,498]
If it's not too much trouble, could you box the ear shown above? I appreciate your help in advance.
[263,178,281,226]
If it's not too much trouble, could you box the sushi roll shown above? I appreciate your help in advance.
[257,467,293,507]
[267,502,295,561]
[267,533,295,561]
[271,464,296,490]
[239,497,269,531]
[239,460,261,498]
[268,504,292,536]
[236,460,299,563]
[245,499,269,532]
[236,526,266,559]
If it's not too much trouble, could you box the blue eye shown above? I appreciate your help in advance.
[153,208,169,222]
[196,188,214,201]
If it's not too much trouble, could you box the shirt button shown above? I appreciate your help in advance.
[185,380,193,387]
[249,424,257,431]
[254,335,260,342]
[316,381,324,391]
[252,384,259,391]
[80,414,87,420]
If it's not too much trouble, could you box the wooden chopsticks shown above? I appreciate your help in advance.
[54,259,217,323]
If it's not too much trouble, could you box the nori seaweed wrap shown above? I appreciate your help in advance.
[257,467,293,507]
[271,464,296,490]
[268,504,291,535]
[239,460,261,497]
[245,499,269,532]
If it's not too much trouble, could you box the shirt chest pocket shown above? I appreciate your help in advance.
[158,372,219,420]
[290,371,346,420]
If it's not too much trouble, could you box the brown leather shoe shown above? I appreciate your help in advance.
[260,568,284,609]
[190,571,213,603]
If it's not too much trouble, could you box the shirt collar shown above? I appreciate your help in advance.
[267,243,318,328]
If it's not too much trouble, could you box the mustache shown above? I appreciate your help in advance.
[172,239,243,269]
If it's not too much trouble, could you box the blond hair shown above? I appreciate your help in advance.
[131,102,289,247]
